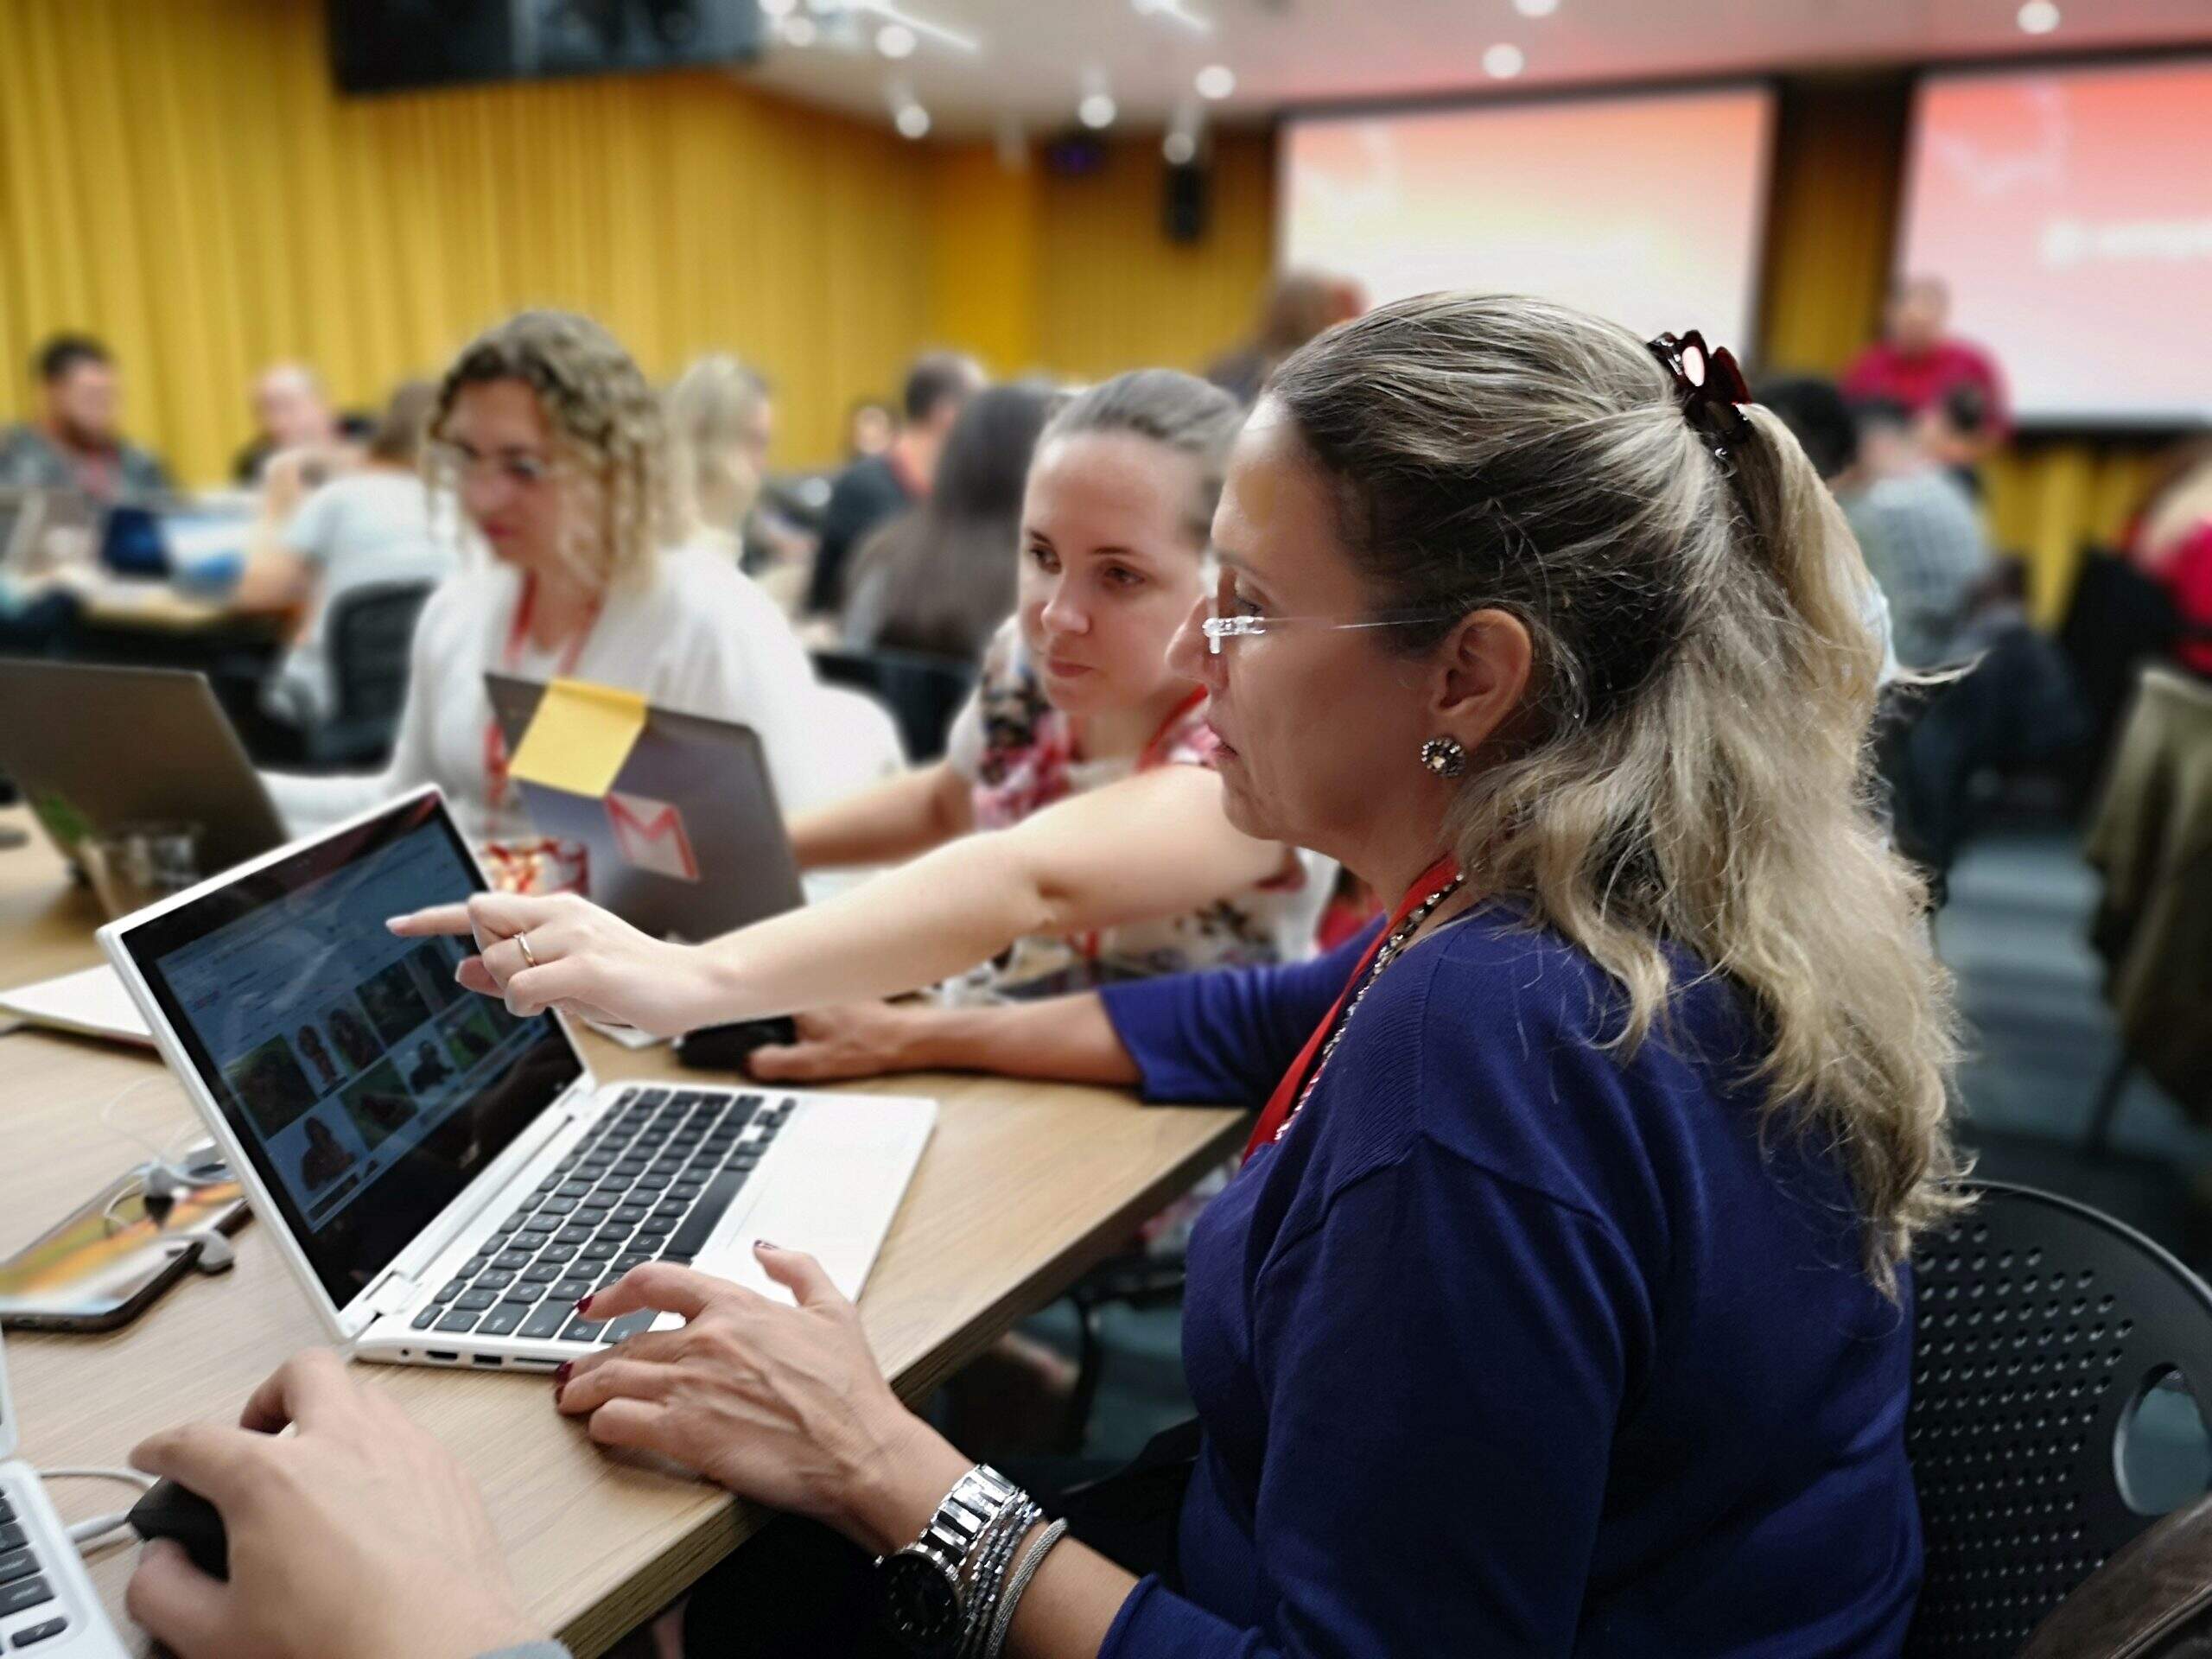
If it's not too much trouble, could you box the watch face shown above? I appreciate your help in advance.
[879,1550,963,1657]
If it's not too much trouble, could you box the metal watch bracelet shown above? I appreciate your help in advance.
[878,1463,1022,1655]
[959,1496,1042,1656]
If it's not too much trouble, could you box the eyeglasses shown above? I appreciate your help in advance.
[1199,562,1464,655]
[428,442,559,487]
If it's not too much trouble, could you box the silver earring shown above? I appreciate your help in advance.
[1420,736,1467,778]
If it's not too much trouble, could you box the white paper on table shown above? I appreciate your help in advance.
[0,963,153,1046]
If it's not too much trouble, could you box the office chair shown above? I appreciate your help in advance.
[303,580,434,768]
[1906,1180,2212,1657]
[810,646,976,764]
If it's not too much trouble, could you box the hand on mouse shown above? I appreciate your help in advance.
[742,1001,922,1084]
[125,1347,543,1659]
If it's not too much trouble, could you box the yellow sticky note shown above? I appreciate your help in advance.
[508,677,648,799]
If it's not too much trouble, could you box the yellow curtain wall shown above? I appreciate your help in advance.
[0,0,934,481]
[0,8,2172,602]
[922,130,1274,386]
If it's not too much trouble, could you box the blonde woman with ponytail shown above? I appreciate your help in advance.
[133,296,1965,1659]
[266,312,829,842]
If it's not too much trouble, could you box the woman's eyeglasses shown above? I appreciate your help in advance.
[429,442,558,487]
[1199,563,1464,655]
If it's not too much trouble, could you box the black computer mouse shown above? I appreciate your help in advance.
[128,1478,229,1580]
[675,1015,798,1073]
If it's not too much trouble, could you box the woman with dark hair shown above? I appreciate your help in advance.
[842,380,1056,663]
[127,296,1960,1659]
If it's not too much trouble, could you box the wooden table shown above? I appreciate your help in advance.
[0,810,1243,1654]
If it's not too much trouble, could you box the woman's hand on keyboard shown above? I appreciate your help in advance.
[554,1247,971,1556]
[125,1347,544,1659]
[389,891,726,1038]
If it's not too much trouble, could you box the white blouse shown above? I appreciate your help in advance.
[266,543,834,843]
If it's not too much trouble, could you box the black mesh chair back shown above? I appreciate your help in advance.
[304,580,435,768]
[1906,1180,2212,1657]
[327,581,434,722]
[810,646,976,763]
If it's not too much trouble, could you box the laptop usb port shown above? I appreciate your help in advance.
[426,1351,459,1363]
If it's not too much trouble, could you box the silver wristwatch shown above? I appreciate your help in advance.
[875,1463,1020,1658]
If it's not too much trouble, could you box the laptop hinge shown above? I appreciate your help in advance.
[365,1271,419,1316]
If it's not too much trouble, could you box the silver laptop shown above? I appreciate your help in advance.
[0,662,288,880]
[97,787,935,1373]
[0,1328,131,1654]
[484,672,804,943]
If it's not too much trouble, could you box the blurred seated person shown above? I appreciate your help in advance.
[232,362,370,487]
[842,380,1056,663]
[1841,276,2009,462]
[1204,268,1365,408]
[1888,557,2088,882]
[803,351,983,618]
[845,396,895,461]
[0,333,170,501]
[2122,440,2212,676]
[665,353,813,595]
[264,309,829,838]
[1914,382,1996,499]
[1839,397,1992,670]
[233,380,456,729]
[2126,438,2212,575]
[2162,521,2212,677]
[1729,376,1900,683]
[666,353,772,560]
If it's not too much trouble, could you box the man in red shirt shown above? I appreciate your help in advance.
[1842,276,2010,461]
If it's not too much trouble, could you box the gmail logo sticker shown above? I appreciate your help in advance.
[605,791,701,882]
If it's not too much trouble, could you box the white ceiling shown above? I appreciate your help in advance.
[739,0,2212,138]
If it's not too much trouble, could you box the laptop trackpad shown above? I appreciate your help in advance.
[684,1100,928,1310]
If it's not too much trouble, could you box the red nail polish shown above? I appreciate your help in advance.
[575,1294,594,1314]
[555,1361,573,1383]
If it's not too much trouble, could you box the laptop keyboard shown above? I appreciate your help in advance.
[410,1085,791,1347]
[0,1486,69,1645]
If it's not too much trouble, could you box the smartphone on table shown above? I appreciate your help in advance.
[0,1156,248,1332]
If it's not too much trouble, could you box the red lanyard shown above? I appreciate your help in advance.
[1137,686,1208,771]
[483,573,599,809]
[1242,853,1463,1164]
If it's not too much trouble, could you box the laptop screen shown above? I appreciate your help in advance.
[116,793,582,1309]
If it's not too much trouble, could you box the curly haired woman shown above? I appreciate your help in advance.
[266,310,829,841]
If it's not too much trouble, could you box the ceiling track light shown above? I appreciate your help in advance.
[849,2,981,54]
[1132,0,1214,35]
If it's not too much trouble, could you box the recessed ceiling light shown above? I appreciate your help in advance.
[876,22,918,58]
[1483,42,1525,78]
[1078,92,1118,129]
[1514,0,1559,15]
[895,102,931,139]
[1195,64,1236,100]
[2016,0,2060,32]
[781,15,817,46]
